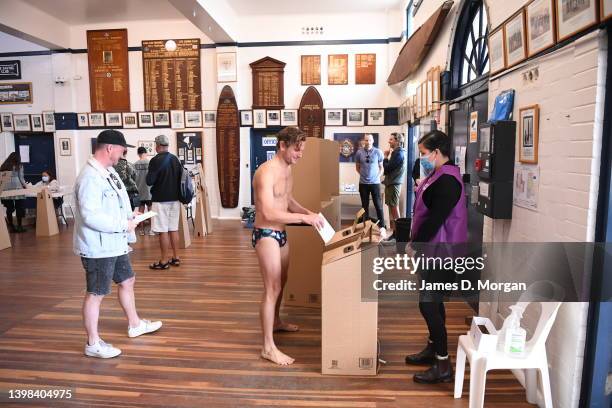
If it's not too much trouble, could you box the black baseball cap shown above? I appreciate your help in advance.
[97,129,134,148]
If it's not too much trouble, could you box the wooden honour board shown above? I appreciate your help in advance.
[298,86,324,139]
[216,85,240,208]
[328,54,348,85]
[301,55,321,85]
[142,38,201,111]
[250,57,285,109]
[87,29,130,112]
[355,54,376,84]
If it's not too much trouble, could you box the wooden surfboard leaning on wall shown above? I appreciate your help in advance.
[216,85,240,208]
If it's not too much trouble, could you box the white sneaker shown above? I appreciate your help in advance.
[84,339,122,359]
[128,319,162,338]
[379,227,388,239]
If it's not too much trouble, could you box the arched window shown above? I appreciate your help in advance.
[450,0,489,89]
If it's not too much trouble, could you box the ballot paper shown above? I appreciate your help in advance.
[134,211,157,224]
[315,212,335,244]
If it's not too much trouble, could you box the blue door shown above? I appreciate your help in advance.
[250,128,282,204]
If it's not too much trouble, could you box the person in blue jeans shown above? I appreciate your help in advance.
[355,133,386,229]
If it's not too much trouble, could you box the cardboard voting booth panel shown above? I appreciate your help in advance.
[36,188,59,237]
[178,204,191,248]
[322,237,379,376]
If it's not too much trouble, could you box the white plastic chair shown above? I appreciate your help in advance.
[454,301,562,408]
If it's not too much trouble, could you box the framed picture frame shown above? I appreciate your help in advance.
[138,112,154,128]
[346,109,364,126]
[0,82,32,105]
[153,111,170,127]
[253,109,267,128]
[89,112,104,127]
[412,95,417,120]
[426,69,434,113]
[122,112,138,129]
[216,52,237,82]
[30,114,43,131]
[13,114,30,131]
[240,110,253,126]
[77,113,88,127]
[170,110,185,129]
[602,0,612,22]
[280,109,298,126]
[432,66,441,111]
[203,110,217,128]
[184,111,203,128]
[556,0,599,42]
[1,113,14,132]
[138,140,155,156]
[504,10,527,68]
[416,85,422,118]
[42,111,55,132]
[59,138,71,156]
[325,109,343,126]
[519,105,540,164]
[266,110,281,126]
[367,109,385,126]
[526,0,557,57]
[488,27,507,75]
[105,112,122,127]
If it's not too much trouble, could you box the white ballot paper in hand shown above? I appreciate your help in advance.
[134,211,157,224]
[315,212,335,244]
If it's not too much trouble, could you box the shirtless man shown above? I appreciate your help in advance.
[252,126,325,365]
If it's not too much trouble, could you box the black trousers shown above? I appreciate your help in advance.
[2,199,26,223]
[359,183,385,228]
[419,301,447,356]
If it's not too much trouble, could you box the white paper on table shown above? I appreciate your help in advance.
[315,212,335,244]
[134,211,157,224]
[19,145,30,163]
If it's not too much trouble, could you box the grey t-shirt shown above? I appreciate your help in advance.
[133,158,151,201]
[355,147,383,184]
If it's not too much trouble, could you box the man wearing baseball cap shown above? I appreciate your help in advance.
[74,129,162,359]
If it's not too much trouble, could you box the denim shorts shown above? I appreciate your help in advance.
[81,254,135,296]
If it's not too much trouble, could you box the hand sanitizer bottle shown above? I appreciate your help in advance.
[502,305,526,357]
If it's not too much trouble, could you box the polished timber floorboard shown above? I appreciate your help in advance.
[0,220,532,407]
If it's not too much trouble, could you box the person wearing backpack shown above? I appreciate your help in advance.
[146,134,183,270]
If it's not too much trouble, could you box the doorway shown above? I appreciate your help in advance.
[249,127,282,204]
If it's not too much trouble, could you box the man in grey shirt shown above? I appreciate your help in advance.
[133,147,153,235]
[355,133,385,229]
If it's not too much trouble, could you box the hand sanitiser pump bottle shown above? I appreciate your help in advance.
[499,305,527,357]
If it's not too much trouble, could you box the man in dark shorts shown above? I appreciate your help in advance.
[74,130,162,359]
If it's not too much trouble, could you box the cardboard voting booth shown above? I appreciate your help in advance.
[35,187,59,237]
[178,204,191,248]
[322,224,382,376]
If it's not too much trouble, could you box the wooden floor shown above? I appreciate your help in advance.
[0,220,533,407]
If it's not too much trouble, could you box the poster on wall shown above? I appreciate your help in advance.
[514,164,540,210]
[138,140,156,156]
[0,82,32,104]
[556,0,599,42]
[470,111,479,143]
[217,52,237,82]
[526,0,556,57]
[333,133,379,163]
[176,131,202,170]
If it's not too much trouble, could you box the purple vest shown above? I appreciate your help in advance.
[411,164,467,243]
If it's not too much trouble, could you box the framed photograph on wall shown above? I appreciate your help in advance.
[217,52,237,82]
[325,109,343,126]
[138,140,156,156]
[346,109,364,126]
[416,85,422,118]
[240,110,253,126]
[526,0,556,57]
[489,27,507,75]
[89,112,104,127]
[77,113,89,127]
[1,113,14,132]
[504,10,527,68]
[105,113,122,127]
[602,0,612,22]
[519,105,540,164]
[59,138,71,156]
[13,114,30,131]
[432,66,441,111]
[138,112,153,128]
[280,109,298,126]
[253,109,266,128]
[122,112,138,129]
[185,111,203,128]
[426,69,434,113]
[203,111,217,128]
[556,0,598,42]
[42,111,55,132]
[170,110,185,129]
[153,111,170,127]
[30,114,43,131]
[266,110,281,126]
[367,109,385,126]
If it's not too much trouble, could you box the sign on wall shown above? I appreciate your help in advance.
[0,60,21,80]
[0,82,32,104]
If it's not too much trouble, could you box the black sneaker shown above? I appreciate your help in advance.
[405,342,436,365]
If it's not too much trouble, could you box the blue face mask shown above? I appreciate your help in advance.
[420,152,436,176]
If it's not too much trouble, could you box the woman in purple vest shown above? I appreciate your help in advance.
[405,130,467,384]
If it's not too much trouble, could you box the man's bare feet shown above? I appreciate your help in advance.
[261,347,295,365]
[273,322,299,332]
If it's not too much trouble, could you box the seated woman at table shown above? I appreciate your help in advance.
[0,152,27,232]
[35,169,63,209]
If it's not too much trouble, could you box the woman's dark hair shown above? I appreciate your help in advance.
[137,146,147,155]
[42,169,56,181]
[0,152,21,171]
[418,130,451,157]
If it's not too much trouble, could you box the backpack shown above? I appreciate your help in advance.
[179,166,194,204]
